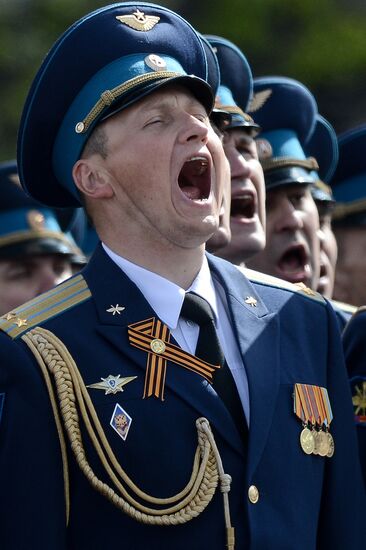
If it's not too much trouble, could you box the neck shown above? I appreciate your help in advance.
[99,230,206,290]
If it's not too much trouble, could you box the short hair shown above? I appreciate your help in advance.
[81,124,108,159]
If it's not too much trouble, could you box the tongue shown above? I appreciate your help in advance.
[181,185,202,200]
[279,252,302,273]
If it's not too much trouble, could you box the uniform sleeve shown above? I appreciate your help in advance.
[317,301,366,548]
[343,310,366,489]
[0,331,67,549]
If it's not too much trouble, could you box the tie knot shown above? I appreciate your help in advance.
[181,292,215,327]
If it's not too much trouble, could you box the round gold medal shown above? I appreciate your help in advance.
[326,433,335,458]
[300,427,315,455]
[316,431,329,457]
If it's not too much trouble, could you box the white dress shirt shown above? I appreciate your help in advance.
[102,243,250,423]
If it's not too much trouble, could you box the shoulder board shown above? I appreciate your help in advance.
[0,274,91,340]
[330,299,358,315]
[239,267,326,304]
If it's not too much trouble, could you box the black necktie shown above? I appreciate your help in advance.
[181,292,248,444]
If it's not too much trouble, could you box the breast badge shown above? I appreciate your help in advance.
[294,383,334,458]
[110,403,132,441]
[350,377,366,425]
[87,374,137,395]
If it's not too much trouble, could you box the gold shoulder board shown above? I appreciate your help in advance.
[0,274,91,339]
[240,267,326,304]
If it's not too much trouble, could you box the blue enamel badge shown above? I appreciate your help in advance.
[110,403,132,441]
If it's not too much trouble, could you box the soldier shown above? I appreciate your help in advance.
[245,77,321,291]
[205,36,265,264]
[305,115,339,299]
[0,160,85,315]
[331,125,366,306]
[0,4,364,549]
[343,307,366,487]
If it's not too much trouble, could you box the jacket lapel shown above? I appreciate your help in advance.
[208,255,281,480]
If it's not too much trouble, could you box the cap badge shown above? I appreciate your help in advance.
[110,403,132,441]
[87,374,137,395]
[256,138,273,160]
[145,54,167,72]
[106,304,125,316]
[247,88,272,113]
[27,210,45,231]
[116,10,160,32]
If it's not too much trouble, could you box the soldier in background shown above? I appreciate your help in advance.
[245,77,320,291]
[205,36,266,265]
[331,125,366,306]
[0,160,85,315]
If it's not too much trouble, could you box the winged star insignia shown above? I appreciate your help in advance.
[87,374,137,395]
[106,304,125,315]
[115,10,160,32]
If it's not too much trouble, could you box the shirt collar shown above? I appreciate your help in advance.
[102,243,218,328]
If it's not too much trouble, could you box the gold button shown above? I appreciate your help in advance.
[150,339,166,354]
[248,485,259,504]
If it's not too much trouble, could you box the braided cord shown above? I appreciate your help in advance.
[22,327,235,546]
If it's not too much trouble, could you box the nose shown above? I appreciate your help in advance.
[178,114,209,145]
[224,145,252,180]
[274,197,304,232]
[37,264,61,294]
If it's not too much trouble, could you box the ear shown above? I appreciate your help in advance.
[73,159,114,199]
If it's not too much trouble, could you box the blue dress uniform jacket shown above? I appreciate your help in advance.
[343,307,366,488]
[0,245,364,549]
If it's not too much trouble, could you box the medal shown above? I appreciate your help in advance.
[326,432,335,458]
[300,426,315,454]
[315,430,329,457]
[294,384,334,458]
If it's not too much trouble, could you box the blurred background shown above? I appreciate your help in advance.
[1,0,366,161]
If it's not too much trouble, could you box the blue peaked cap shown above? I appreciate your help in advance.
[0,160,85,261]
[305,115,338,203]
[17,2,214,208]
[204,35,259,132]
[331,125,366,225]
[249,76,319,190]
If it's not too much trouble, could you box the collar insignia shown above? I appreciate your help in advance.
[245,296,258,307]
[106,304,125,315]
[116,10,160,32]
[87,374,137,395]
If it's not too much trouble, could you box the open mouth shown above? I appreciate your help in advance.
[277,244,310,282]
[231,192,256,220]
[178,156,211,201]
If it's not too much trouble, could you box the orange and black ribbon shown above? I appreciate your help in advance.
[294,383,333,429]
[128,317,221,401]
